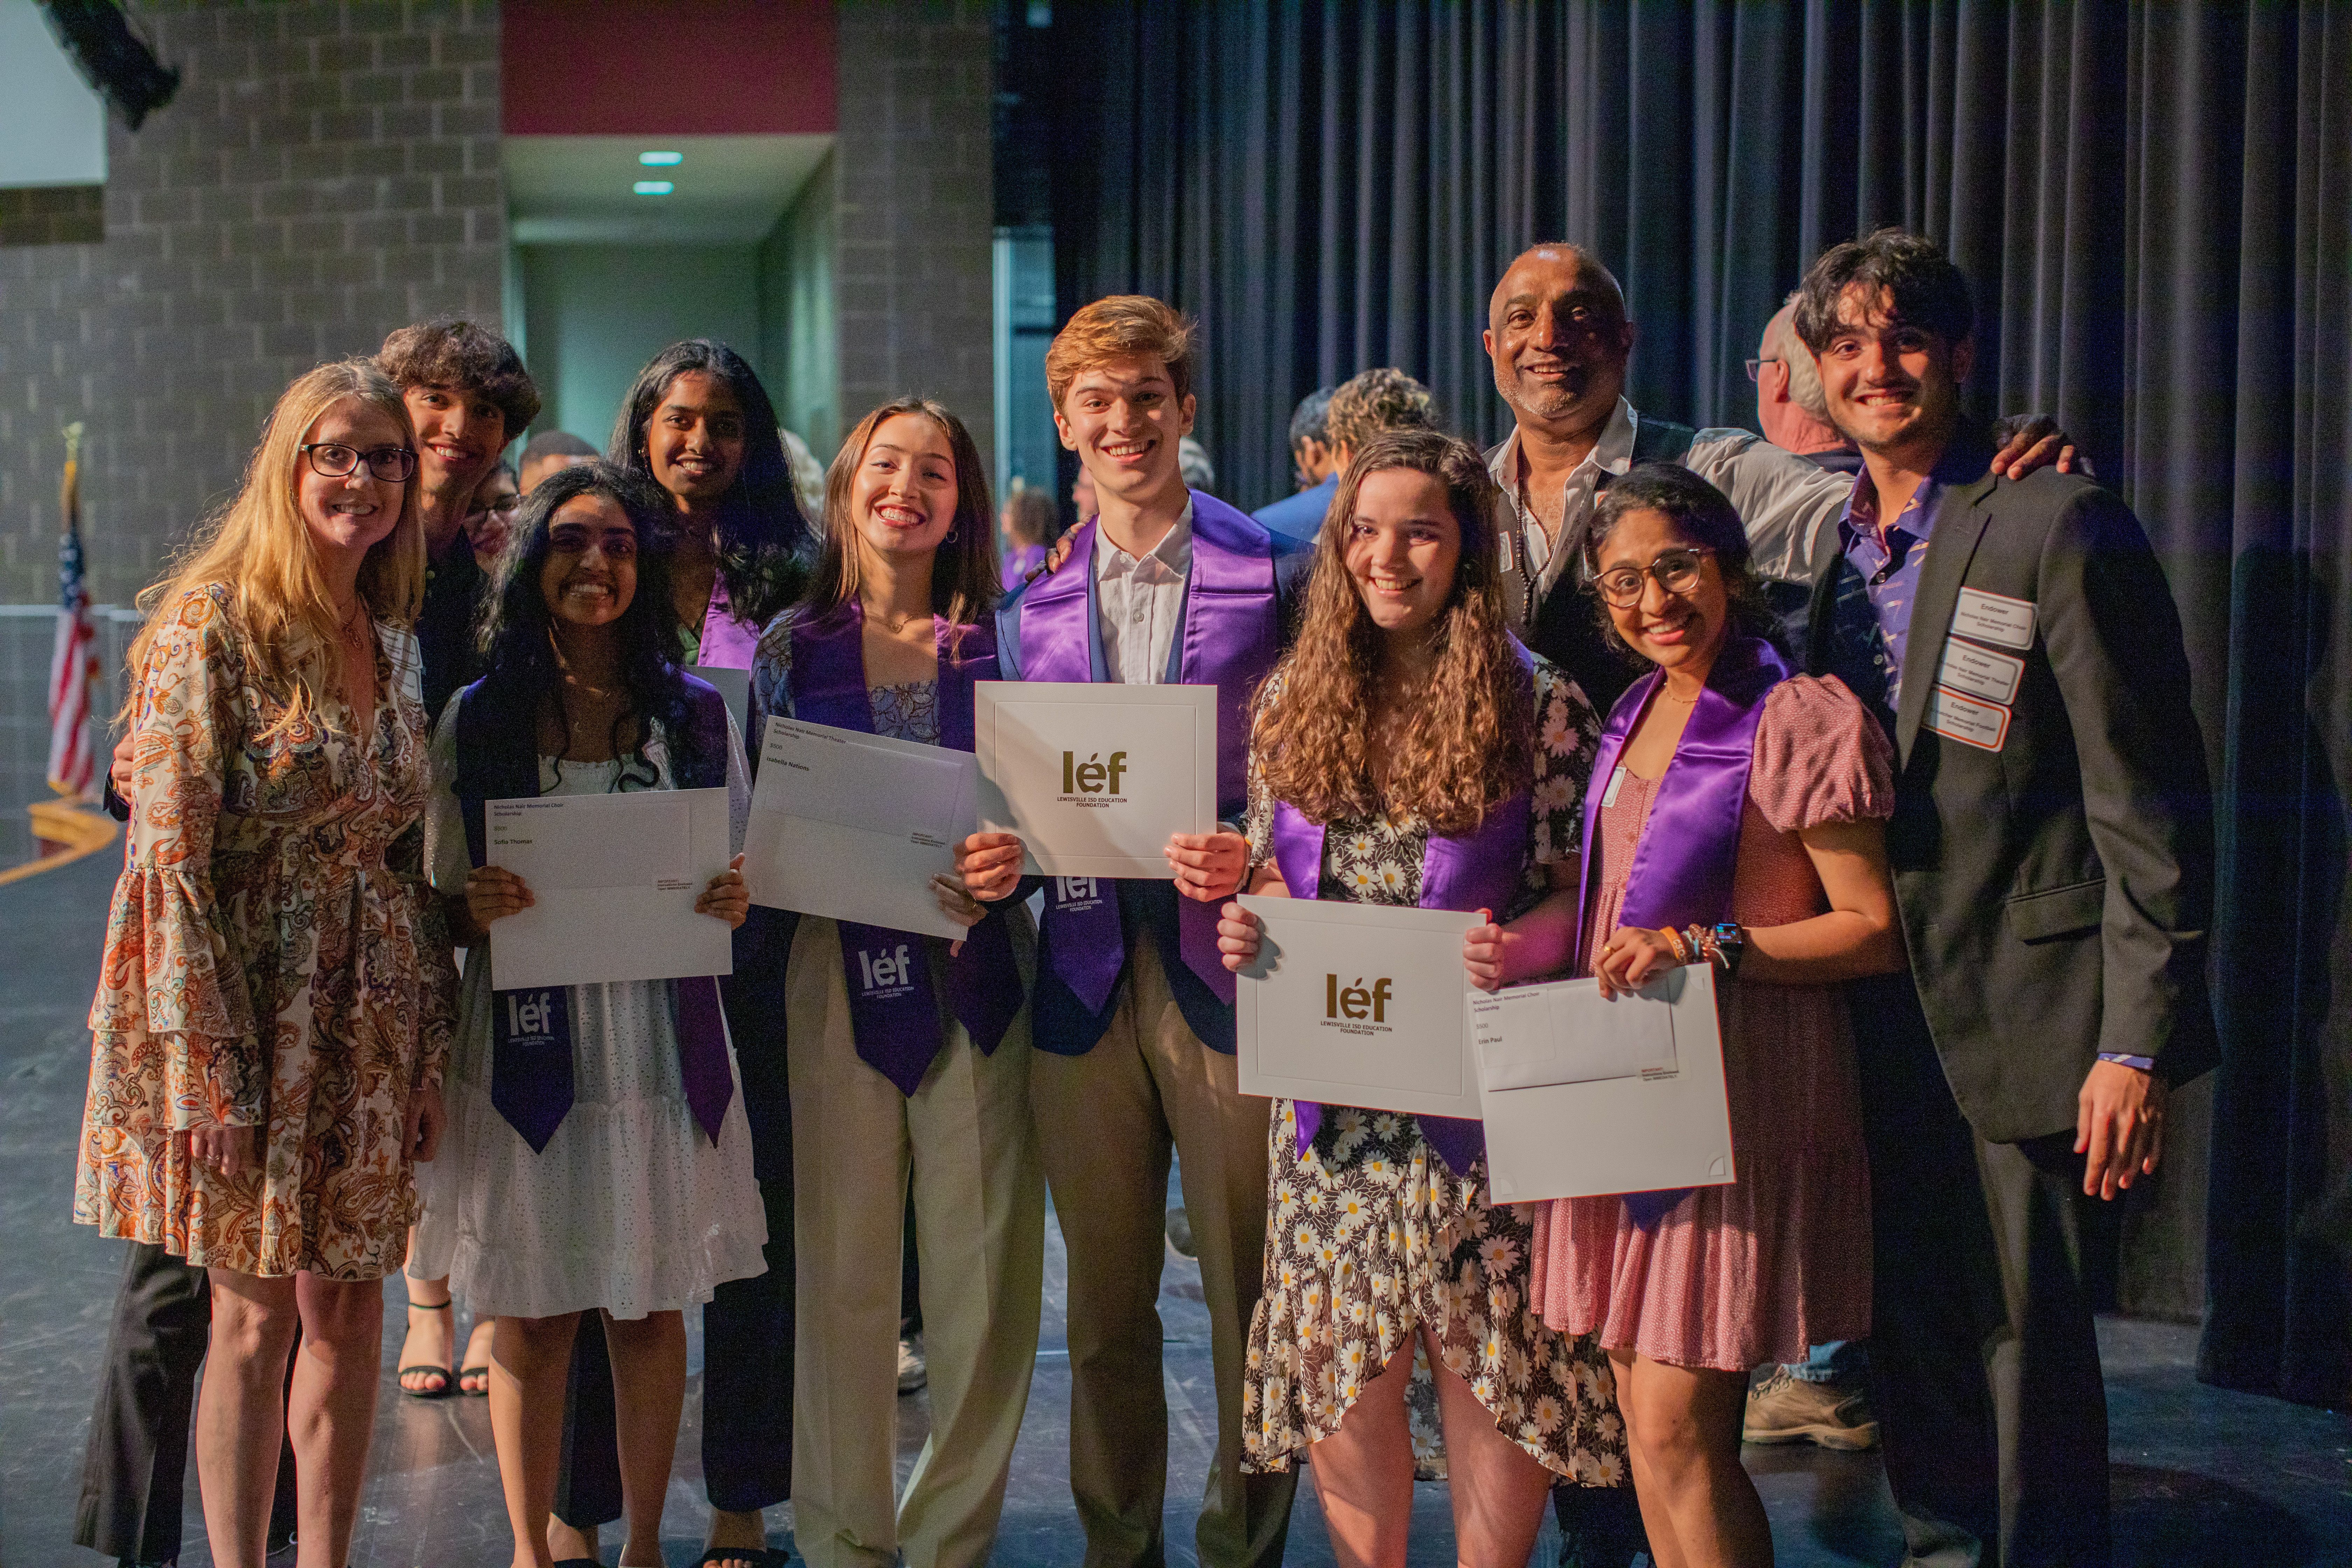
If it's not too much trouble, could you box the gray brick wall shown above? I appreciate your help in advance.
[0,0,506,607]
[834,0,996,488]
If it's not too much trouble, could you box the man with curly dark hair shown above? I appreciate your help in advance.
[374,315,542,723]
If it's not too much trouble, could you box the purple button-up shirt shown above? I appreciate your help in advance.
[1836,474,1943,707]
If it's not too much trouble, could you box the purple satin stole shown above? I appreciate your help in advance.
[787,601,1023,1096]
[1017,496,1283,1013]
[697,577,760,668]
[1264,641,1538,1179]
[1576,634,1789,1223]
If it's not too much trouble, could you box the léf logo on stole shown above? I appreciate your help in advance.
[505,990,558,1043]
[1059,750,1129,803]
[1055,875,1104,911]
[1323,975,1394,1035]
[857,943,917,999]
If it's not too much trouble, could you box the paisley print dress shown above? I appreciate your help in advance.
[75,584,456,1280]
[1238,661,1629,1484]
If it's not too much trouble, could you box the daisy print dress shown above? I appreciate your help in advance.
[1237,661,1627,1484]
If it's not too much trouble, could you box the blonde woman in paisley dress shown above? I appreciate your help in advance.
[1215,429,1628,1567]
[75,358,455,1568]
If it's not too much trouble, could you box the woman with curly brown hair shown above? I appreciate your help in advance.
[1214,428,1626,1567]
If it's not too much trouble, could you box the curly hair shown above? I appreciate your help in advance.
[1325,368,1441,453]
[376,316,541,434]
[610,339,813,632]
[1792,227,1973,354]
[1252,428,1533,835]
[475,462,712,790]
[1583,464,1784,660]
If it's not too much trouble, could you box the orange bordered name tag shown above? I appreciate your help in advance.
[1924,684,2012,752]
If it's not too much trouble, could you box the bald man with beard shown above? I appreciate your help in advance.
[1480,243,2068,717]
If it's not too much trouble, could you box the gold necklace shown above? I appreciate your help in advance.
[870,606,928,635]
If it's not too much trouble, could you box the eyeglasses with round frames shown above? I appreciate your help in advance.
[299,442,417,483]
[1595,546,1713,608]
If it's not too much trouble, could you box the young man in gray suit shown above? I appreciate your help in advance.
[1795,229,2217,1568]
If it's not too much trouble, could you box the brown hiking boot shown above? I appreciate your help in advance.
[1742,1367,1880,1450]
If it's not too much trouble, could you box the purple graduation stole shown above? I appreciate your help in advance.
[1016,496,1282,1013]
[1265,642,1538,1178]
[1575,634,1789,1222]
[457,676,736,1154]
[786,601,1024,1096]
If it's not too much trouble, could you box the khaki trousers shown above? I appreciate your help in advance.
[788,916,1046,1568]
[1029,937,1297,1568]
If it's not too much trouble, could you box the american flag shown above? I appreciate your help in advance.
[48,423,99,800]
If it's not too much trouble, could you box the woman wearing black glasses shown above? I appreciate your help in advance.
[1521,464,1902,1568]
[76,360,455,1568]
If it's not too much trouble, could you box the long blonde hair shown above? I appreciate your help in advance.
[125,359,425,737]
[1252,429,1533,835]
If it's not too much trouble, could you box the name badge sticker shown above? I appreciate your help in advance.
[1951,587,2037,650]
[1924,684,2012,752]
[1935,638,2025,705]
[1601,766,1628,808]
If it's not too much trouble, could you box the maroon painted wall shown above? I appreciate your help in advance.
[502,0,835,135]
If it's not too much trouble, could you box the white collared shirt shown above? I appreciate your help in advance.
[1094,497,1195,684]
[1484,396,1849,595]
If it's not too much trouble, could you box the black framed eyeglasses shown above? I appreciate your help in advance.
[300,442,417,483]
[1595,547,1713,607]
[1744,357,1780,382]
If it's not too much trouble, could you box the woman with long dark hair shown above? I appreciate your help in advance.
[747,398,1043,1568]
[1216,429,1625,1566]
[1524,464,1899,1568]
[406,462,767,1568]
[609,338,812,667]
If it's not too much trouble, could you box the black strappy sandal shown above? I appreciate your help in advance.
[396,1300,456,1399]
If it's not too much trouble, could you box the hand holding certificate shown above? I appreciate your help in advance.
[1234,895,1485,1121]
[479,788,738,991]
[743,715,980,940]
[973,681,1217,878]
[1470,966,1735,1204]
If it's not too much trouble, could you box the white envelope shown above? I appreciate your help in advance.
[975,680,1217,878]
[1235,895,1482,1120]
[743,715,977,940]
[1470,966,1736,1203]
[487,787,734,990]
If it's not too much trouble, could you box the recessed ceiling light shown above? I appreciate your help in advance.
[633,180,674,195]
[639,150,683,166]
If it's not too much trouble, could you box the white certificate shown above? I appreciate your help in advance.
[1235,895,1483,1120]
[743,715,976,940]
[487,788,735,990]
[1470,965,1735,1204]
[975,680,1217,878]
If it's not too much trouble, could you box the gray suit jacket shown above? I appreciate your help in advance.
[1804,451,2218,1142]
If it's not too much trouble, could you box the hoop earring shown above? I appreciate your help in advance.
[945,527,960,543]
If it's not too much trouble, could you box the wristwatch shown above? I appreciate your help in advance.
[1709,921,1746,978]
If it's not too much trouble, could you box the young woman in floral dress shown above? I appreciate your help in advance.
[77,358,455,1568]
[1216,429,1627,1568]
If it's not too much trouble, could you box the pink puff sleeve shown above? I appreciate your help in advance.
[1749,675,1896,835]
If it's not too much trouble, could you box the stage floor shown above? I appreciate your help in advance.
[6,850,2347,1567]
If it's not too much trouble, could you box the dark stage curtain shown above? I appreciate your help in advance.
[1042,0,2352,1406]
